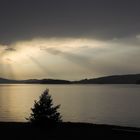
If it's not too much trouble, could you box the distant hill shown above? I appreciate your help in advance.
[0,78,71,84]
[136,80,140,84]
[1,74,140,84]
[0,78,19,84]
[75,74,140,84]
[22,79,71,84]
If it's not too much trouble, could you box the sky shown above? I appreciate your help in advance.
[0,0,140,80]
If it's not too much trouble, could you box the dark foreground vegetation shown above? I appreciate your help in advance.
[0,122,140,139]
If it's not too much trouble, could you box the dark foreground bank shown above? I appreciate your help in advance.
[0,122,140,139]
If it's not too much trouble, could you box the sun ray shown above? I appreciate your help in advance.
[27,55,55,78]
[1,58,15,79]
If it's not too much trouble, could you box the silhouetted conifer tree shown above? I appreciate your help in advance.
[27,89,62,126]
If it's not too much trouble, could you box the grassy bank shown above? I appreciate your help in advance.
[0,122,140,139]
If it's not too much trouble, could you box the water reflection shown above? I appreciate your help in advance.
[0,84,140,127]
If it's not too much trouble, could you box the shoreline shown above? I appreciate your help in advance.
[0,122,140,138]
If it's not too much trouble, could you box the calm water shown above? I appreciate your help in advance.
[0,84,140,127]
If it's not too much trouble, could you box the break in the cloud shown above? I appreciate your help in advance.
[0,36,140,80]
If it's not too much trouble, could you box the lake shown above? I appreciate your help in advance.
[0,84,140,127]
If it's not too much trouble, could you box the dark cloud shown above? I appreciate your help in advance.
[4,48,16,51]
[0,0,140,44]
[40,47,62,55]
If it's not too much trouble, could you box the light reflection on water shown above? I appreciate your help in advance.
[0,84,140,127]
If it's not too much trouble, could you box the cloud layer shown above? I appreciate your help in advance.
[0,0,140,79]
[0,0,140,44]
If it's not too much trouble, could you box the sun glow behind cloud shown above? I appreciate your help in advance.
[0,38,107,79]
[0,36,140,80]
